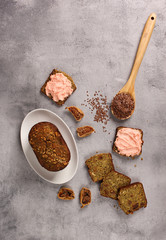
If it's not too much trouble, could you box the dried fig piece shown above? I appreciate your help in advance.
[66,106,84,121]
[58,187,75,200]
[77,126,94,138]
[80,187,91,208]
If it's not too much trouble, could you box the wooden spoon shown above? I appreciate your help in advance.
[111,13,156,120]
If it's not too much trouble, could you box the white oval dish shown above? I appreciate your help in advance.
[20,108,79,184]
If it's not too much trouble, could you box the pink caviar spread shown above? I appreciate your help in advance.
[115,128,142,157]
[45,73,73,102]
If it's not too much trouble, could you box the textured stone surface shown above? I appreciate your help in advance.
[1,0,166,239]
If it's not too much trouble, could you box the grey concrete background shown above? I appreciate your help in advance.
[1,0,166,239]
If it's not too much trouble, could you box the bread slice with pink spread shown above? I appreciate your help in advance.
[41,69,76,105]
[113,127,143,158]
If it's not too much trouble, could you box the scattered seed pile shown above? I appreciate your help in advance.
[81,91,110,132]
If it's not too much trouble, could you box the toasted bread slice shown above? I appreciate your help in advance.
[29,122,70,171]
[57,187,75,200]
[100,170,131,199]
[77,126,95,137]
[85,153,114,182]
[66,106,84,121]
[41,69,76,105]
[118,182,147,215]
[113,126,143,158]
[80,187,91,208]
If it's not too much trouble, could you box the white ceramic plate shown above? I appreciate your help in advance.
[20,108,79,184]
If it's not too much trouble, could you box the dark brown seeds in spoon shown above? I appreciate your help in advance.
[111,92,135,119]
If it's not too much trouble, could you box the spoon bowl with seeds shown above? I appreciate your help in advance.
[111,13,156,120]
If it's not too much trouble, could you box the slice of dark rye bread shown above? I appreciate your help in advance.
[41,69,77,105]
[112,126,144,157]
[100,170,131,200]
[118,182,147,215]
[85,153,114,182]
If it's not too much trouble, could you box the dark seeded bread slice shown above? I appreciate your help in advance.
[112,126,144,158]
[118,182,147,215]
[80,187,91,208]
[57,187,75,200]
[100,170,131,199]
[41,69,77,105]
[85,153,114,182]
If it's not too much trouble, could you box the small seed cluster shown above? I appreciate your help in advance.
[81,91,110,132]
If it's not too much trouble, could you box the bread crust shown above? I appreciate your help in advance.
[57,187,75,200]
[29,122,70,171]
[80,187,91,208]
[41,69,77,105]
[118,182,147,215]
[112,126,144,158]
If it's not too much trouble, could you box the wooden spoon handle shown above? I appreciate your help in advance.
[128,13,156,90]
